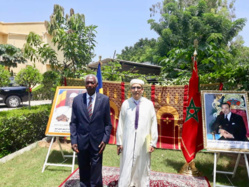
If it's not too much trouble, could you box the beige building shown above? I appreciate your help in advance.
[0,21,63,75]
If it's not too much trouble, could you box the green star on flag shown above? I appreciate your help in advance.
[185,98,200,122]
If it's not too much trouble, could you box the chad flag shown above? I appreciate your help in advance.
[56,90,67,108]
[96,63,103,94]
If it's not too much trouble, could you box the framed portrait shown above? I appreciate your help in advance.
[201,90,249,152]
[45,86,86,136]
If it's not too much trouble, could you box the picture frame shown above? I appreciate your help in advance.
[45,86,86,136]
[201,90,249,152]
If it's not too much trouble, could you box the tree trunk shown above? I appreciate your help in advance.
[28,85,31,109]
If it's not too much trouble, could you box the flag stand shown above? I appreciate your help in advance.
[213,151,249,187]
[179,160,202,176]
[42,136,76,173]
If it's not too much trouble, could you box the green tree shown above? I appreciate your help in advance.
[117,38,157,63]
[101,61,149,83]
[117,0,248,90]
[45,4,97,75]
[199,45,249,90]
[0,65,10,87]
[0,44,26,71]
[42,71,61,100]
[23,32,58,69]
[148,0,247,90]
[148,0,245,60]
[118,1,245,64]
[102,61,123,81]
[15,66,43,107]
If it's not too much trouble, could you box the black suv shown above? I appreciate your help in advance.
[0,86,30,107]
[0,77,31,108]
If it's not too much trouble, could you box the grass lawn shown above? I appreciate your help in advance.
[0,143,248,187]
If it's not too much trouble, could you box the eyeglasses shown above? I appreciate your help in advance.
[131,86,142,90]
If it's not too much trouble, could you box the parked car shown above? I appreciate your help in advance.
[0,86,31,108]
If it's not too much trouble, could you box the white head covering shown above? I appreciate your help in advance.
[130,79,144,86]
[69,92,78,98]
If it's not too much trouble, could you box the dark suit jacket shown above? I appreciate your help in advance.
[70,93,112,151]
[212,113,248,141]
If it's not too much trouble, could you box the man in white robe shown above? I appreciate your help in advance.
[116,79,158,187]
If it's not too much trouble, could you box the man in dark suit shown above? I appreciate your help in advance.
[70,74,112,187]
[212,103,248,141]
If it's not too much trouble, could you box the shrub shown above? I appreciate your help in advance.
[32,85,54,100]
[42,70,61,89]
[15,66,43,107]
[32,70,61,101]
[0,104,51,158]
[0,65,10,86]
[15,66,43,88]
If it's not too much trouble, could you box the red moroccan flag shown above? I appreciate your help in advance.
[181,60,203,163]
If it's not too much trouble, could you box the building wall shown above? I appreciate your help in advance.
[0,22,63,75]
[0,33,7,44]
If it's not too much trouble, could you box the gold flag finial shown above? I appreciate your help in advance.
[193,49,197,68]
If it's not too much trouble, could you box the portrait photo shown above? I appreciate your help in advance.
[45,86,86,136]
[201,91,249,152]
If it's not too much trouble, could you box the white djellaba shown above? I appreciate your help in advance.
[116,94,158,187]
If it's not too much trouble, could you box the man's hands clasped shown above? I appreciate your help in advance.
[220,129,235,139]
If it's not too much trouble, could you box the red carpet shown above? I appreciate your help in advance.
[59,166,210,187]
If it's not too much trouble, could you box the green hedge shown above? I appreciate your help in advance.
[32,85,55,100]
[0,104,51,158]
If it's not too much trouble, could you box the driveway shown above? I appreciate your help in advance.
[0,100,52,111]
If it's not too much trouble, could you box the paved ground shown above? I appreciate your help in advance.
[0,100,52,111]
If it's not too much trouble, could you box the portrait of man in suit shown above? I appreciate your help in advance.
[70,74,112,187]
[211,103,248,141]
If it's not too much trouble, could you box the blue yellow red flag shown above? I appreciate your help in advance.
[56,90,67,108]
[96,62,103,94]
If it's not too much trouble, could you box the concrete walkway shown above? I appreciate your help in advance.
[0,100,52,111]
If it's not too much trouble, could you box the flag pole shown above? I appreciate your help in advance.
[179,49,202,177]
[96,56,103,94]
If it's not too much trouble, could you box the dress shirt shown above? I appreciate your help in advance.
[132,97,141,105]
[224,112,232,121]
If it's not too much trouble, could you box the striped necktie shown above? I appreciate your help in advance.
[88,96,93,118]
